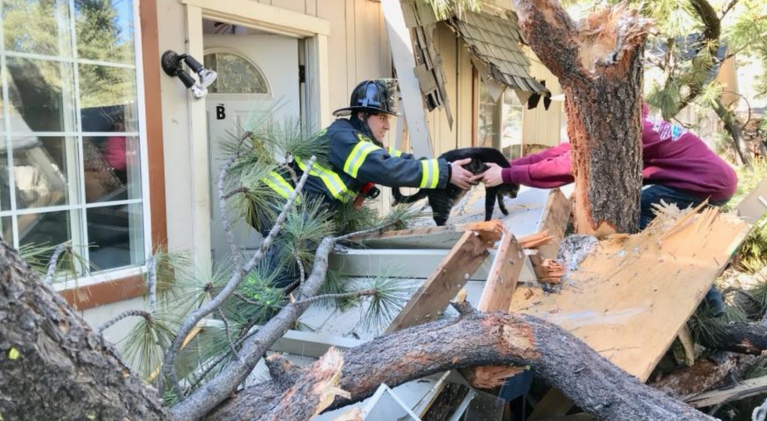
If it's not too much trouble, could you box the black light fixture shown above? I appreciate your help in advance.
[161,50,217,100]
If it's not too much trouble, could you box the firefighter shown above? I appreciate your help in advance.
[257,79,475,287]
[265,79,475,212]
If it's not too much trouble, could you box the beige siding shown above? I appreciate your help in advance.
[426,25,565,159]
[523,50,564,149]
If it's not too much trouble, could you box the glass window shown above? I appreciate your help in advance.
[204,51,269,94]
[477,82,524,161]
[0,0,146,277]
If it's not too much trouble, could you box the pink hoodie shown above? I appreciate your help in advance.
[501,105,738,201]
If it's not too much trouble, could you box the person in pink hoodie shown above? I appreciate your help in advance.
[474,103,737,315]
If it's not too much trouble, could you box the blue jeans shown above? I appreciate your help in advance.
[641,185,729,315]
[640,185,729,229]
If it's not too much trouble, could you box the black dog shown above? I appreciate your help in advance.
[393,147,520,225]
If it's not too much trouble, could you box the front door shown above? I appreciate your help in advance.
[204,33,300,263]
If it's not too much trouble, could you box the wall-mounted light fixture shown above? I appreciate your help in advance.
[161,50,217,100]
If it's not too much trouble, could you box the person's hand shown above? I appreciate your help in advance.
[449,158,475,190]
[471,162,504,187]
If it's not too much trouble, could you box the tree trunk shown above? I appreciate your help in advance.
[208,304,715,421]
[513,0,653,235]
[0,241,171,421]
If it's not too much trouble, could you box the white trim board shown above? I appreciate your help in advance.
[181,0,331,37]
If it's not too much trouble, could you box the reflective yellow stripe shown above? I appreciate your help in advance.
[344,140,381,178]
[387,147,403,157]
[419,159,440,189]
[295,157,352,202]
[429,159,439,188]
[263,171,299,201]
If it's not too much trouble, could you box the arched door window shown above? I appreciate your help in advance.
[203,50,270,96]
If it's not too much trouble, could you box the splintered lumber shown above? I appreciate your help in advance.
[384,228,501,332]
[536,189,572,259]
[518,231,554,249]
[509,205,751,382]
[212,310,716,421]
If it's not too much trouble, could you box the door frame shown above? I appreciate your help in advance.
[179,0,331,268]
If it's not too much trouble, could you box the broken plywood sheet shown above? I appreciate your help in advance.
[510,206,750,381]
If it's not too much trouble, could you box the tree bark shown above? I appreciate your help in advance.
[0,241,171,421]
[699,322,767,355]
[208,306,715,421]
[513,0,653,236]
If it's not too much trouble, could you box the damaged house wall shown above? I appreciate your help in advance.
[401,3,566,159]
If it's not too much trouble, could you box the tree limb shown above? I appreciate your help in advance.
[97,310,153,333]
[44,241,70,285]
[207,311,716,421]
[160,156,316,398]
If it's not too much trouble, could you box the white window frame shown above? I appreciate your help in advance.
[0,0,152,286]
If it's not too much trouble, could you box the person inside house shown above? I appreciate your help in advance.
[473,102,737,316]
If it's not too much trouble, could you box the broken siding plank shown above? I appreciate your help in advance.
[385,229,500,332]
[477,232,524,311]
[510,207,751,381]
[382,0,434,157]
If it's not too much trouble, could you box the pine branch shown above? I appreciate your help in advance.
[147,256,158,313]
[222,187,250,201]
[234,292,260,306]
[281,162,298,185]
[218,310,239,361]
[160,156,317,399]
[97,310,152,333]
[44,242,71,285]
[294,253,306,294]
[171,234,337,420]
[720,0,739,20]
[218,154,243,265]
[293,289,377,306]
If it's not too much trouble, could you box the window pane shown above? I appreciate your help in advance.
[477,82,500,148]
[79,64,138,132]
[0,217,12,244]
[6,58,77,132]
[204,52,269,94]
[83,136,141,203]
[87,203,144,271]
[501,90,523,160]
[0,144,13,212]
[12,136,76,209]
[18,209,72,255]
[75,0,135,64]
[2,0,72,57]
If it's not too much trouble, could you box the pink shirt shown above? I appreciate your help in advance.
[502,106,737,201]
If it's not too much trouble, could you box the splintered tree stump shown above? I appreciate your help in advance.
[209,306,715,421]
[513,0,654,236]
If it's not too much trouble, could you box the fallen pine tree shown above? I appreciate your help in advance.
[0,236,723,421]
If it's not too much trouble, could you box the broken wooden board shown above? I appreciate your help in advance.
[510,205,751,382]
[537,189,572,259]
[385,228,502,333]
[478,232,525,312]
[685,374,767,408]
[358,220,504,249]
